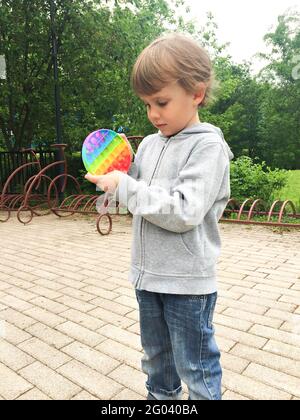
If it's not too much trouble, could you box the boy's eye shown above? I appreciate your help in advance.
[143,101,168,108]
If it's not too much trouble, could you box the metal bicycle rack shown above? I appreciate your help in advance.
[221,198,300,228]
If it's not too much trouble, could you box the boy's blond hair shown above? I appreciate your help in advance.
[131,33,217,108]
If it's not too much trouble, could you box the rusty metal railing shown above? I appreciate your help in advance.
[221,198,300,228]
[0,149,43,222]
[13,143,127,235]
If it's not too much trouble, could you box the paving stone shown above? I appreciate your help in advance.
[0,308,37,330]
[215,313,253,332]
[111,389,145,400]
[57,360,123,400]
[249,324,300,348]
[0,294,34,312]
[29,296,69,314]
[97,324,141,351]
[18,337,71,369]
[222,390,249,400]
[71,391,98,400]
[17,388,52,400]
[89,307,135,329]
[23,307,66,328]
[1,321,32,345]
[96,339,142,371]
[240,295,297,313]
[215,325,268,349]
[89,297,133,316]
[244,363,300,398]
[0,339,34,370]
[59,308,105,331]
[221,352,250,374]
[0,362,33,400]
[19,361,80,400]
[108,364,146,397]
[61,341,120,374]
[56,295,96,313]
[222,368,291,400]
[223,308,282,329]
[56,321,106,347]
[263,340,300,362]
[231,343,300,379]
[25,322,74,349]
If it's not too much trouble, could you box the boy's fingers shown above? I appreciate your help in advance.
[85,173,100,184]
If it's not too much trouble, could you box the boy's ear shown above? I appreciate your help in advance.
[193,83,206,107]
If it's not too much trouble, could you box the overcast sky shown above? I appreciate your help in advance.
[177,0,300,73]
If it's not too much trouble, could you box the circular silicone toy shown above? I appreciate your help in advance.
[82,129,132,176]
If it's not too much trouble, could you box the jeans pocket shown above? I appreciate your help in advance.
[188,295,206,301]
[207,293,217,329]
[188,295,207,312]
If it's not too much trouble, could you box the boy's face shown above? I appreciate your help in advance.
[141,82,205,137]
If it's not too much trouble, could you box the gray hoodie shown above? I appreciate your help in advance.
[114,123,234,295]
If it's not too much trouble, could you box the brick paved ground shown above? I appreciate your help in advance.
[0,213,299,400]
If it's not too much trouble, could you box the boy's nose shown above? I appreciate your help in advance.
[148,108,160,121]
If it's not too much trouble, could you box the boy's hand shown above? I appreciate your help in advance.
[85,170,121,193]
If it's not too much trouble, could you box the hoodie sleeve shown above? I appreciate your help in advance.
[115,141,230,233]
[122,135,153,180]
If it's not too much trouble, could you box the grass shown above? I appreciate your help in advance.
[227,212,299,225]
[275,170,300,212]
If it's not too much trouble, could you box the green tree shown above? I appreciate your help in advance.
[0,0,82,150]
[256,11,300,169]
[0,0,184,150]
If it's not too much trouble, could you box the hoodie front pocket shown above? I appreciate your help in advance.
[180,234,195,256]
[144,222,196,275]
[180,226,204,259]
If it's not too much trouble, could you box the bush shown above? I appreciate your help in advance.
[230,156,288,205]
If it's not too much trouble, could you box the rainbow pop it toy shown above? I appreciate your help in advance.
[82,129,132,176]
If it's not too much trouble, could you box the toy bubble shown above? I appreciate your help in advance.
[82,129,132,176]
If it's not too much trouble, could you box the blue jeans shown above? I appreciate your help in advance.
[135,290,222,400]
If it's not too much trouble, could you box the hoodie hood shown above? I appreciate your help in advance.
[159,122,234,161]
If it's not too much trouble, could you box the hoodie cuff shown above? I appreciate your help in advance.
[113,172,138,206]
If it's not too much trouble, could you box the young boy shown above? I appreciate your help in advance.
[85,33,234,400]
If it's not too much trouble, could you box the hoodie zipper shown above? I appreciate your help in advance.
[136,137,172,289]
